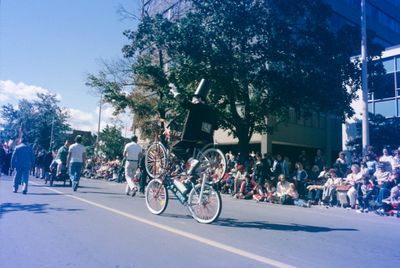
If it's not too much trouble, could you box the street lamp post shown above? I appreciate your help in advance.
[95,93,103,156]
[361,0,370,155]
[49,117,55,151]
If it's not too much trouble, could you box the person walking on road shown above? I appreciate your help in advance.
[123,135,142,196]
[11,137,35,194]
[0,140,5,177]
[67,135,86,191]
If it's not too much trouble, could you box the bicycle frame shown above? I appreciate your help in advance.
[161,167,210,206]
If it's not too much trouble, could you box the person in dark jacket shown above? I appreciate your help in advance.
[11,137,35,194]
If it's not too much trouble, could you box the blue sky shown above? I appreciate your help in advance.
[0,0,138,133]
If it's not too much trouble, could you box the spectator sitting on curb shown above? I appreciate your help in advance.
[236,174,257,200]
[275,174,293,205]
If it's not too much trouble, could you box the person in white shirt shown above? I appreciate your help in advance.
[275,174,293,204]
[345,164,362,209]
[67,135,86,191]
[379,148,393,172]
[123,135,142,196]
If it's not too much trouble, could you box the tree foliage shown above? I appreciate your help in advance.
[89,0,384,159]
[98,125,129,160]
[0,93,70,150]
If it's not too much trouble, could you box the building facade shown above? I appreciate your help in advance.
[343,45,400,149]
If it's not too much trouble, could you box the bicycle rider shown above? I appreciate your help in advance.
[169,79,218,164]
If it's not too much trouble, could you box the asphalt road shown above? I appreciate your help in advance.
[1,175,399,268]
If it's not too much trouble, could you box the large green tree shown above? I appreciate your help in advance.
[0,93,70,150]
[89,0,384,160]
[98,125,129,160]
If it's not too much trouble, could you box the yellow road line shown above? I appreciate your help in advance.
[33,182,295,268]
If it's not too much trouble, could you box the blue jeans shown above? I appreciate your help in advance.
[13,167,30,192]
[69,162,83,189]
[376,186,390,205]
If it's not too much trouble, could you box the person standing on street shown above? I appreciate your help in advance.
[11,137,35,194]
[67,135,86,191]
[0,140,5,177]
[139,149,148,194]
[123,135,142,196]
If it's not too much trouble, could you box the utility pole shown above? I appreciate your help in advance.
[49,117,55,151]
[95,93,103,156]
[361,0,369,155]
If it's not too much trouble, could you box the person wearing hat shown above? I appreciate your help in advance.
[67,135,86,191]
[169,79,218,161]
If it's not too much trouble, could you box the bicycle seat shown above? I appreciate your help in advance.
[187,158,200,175]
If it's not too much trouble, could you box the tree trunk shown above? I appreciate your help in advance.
[237,132,250,163]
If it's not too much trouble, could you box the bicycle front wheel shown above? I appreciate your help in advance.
[145,142,168,179]
[197,148,226,182]
[145,178,168,215]
[188,184,222,224]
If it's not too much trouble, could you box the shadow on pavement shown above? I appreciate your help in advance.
[25,193,62,196]
[214,218,359,233]
[161,213,192,219]
[79,191,122,195]
[0,203,84,218]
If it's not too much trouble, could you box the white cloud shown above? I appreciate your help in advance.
[67,108,97,132]
[0,80,60,102]
[67,104,133,137]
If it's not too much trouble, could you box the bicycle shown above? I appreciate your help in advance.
[145,141,226,181]
[144,125,226,223]
[145,158,223,224]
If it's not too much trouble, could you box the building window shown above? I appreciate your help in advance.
[397,99,400,115]
[368,102,374,114]
[396,72,400,90]
[383,58,395,73]
[375,99,397,117]
[374,73,395,100]
[397,57,400,71]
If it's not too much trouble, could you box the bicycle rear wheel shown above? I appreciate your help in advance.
[197,148,226,182]
[145,142,168,179]
[188,183,222,224]
[145,178,168,215]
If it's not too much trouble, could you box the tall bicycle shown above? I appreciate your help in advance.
[144,128,226,223]
[145,158,223,224]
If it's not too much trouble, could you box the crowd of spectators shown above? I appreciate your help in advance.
[219,146,400,217]
[2,137,399,218]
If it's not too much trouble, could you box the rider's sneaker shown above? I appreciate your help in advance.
[131,187,138,197]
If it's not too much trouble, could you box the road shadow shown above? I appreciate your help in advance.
[214,218,358,233]
[25,193,62,196]
[161,213,192,220]
[0,202,83,218]
[78,185,102,189]
[79,191,122,195]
